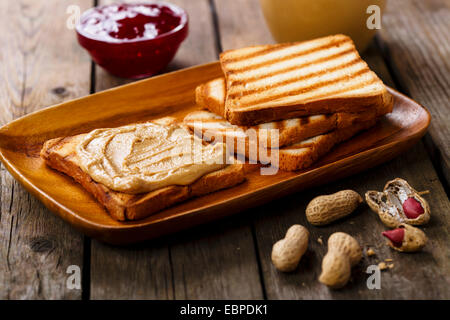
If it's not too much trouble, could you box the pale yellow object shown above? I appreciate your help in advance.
[317,236,324,245]
[319,232,362,289]
[259,0,386,51]
[272,224,309,272]
[378,262,388,270]
[76,122,227,194]
[306,190,362,226]
[385,224,428,252]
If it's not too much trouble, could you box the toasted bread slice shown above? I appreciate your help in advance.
[195,77,393,127]
[192,78,392,151]
[218,35,391,125]
[184,110,336,149]
[40,131,245,221]
[195,77,227,118]
[276,118,377,171]
[185,110,377,171]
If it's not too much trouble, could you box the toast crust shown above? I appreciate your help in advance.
[225,94,386,126]
[41,134,245,221]
[184,110,378,171]
[276,118,377,171]
[218,35,390,125]
[195,78,226,117]
[184,110,337,150]
[195,77,393,127]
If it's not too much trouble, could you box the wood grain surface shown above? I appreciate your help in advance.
[0,0,93,299]
[378,0,450,184]
[0,0,448,300]
[0,79,430,242]
[90,0,263,300]
[214,0,450,299]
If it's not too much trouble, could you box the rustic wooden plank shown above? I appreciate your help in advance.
[378,0,450,184]
[256,45,450,299]
[0,0,92,299]
[213,0,274,50]
[90,240,174,300]
[90,0,263,299]
[90,0,172,300]
[170,219,263,299]
[214,0,450,299]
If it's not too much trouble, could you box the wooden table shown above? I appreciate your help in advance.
[1,0,449,300]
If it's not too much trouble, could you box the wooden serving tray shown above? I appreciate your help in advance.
[0,62,430,244]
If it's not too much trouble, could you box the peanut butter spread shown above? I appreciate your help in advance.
[76,122,227,194]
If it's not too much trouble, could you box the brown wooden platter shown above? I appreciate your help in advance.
[0,62,431,244]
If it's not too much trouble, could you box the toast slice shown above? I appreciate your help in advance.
[276,118,377,171]
[185,110,377,171]
[185,111,378,171]
[40,129,245,221]
[192,78,392,150]
[219,34,391,125]
[184,110,337,149]
[195,77,393,129]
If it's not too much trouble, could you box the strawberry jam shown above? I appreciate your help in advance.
[76,2,188,78]
[79,3,182,42]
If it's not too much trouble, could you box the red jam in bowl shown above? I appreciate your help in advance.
[76,2,188,78]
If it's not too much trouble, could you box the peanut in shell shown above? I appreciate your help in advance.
[383,224,427,252]
[306,190,362,226]
[366,178,430,228]
[319,232,362,289]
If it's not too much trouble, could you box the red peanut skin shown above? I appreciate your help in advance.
[382,224,427,252]
[403,197,424,219]
[365,178,431,228]
[382,228,404,247]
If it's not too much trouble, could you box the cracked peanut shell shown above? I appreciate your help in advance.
[365,178,430,228]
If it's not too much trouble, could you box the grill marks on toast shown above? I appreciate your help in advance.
[196,77,391,117]
[277,119,377,171]
[225,40,355,84]
[222,43,291,64]
[282,136,321,151]
[185,110,331,131]
[221,36,350,71]
[227,57,366,100]
[252,76,380,111]
[229,47,356,85]
[184,110,337,149]
[219,35,388,124]
[235,67,375,108]
[184,111,377,171]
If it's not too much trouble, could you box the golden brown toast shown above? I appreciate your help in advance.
[184,109,377,171]
[185,95,391,152]
[275,118,377,171]
[195,77,393,129]
[218,35,391,125]
[40,134,245,221]
[184,110,337,149]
